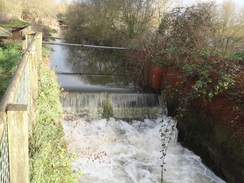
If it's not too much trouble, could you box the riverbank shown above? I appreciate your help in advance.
[29,54,79,182]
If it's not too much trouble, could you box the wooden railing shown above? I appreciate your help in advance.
[0,32,42,183]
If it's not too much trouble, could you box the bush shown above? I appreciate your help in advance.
[126,2,243,123]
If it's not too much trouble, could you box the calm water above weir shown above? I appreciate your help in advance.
[49,39,226,183]
[49,39,135,92]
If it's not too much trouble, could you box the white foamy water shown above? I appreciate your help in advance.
[62,117,226,183]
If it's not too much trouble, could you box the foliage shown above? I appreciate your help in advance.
[64,0,123,45]
[42,46,52,57]
[64,0,157,46]
[119,0,155,38]
[0,0,61,41]
[157,1,244,58]
[37,65,63,122]
[158,3,215,65]
[183,58,238,100]
[0,0,57,21]
[126,2,243,124]
[31,20,56,41]
[227,51,244,62]
[29,63,79,183]
[156,2,242,105]
[0,43,21,98]
[125,4,244,180]
[211,1,244,54]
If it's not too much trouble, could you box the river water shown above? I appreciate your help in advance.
[62,117,225,183]
[49,40,226,183]
[50,39,134,92]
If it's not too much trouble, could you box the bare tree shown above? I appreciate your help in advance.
[20,0,57,20]
[212,0,244,54]
[0,0,58,21]
[119,0,155,38]
[65,0,122,45]
[152,0,176,26]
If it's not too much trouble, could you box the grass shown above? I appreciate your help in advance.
[29,61,80,182]
[42,46,53,57]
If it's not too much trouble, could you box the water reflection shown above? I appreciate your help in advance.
[65,48,128,86]
[50,39,134,92]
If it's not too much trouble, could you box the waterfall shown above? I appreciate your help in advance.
[60,92,167,120]
[61,91,226,183]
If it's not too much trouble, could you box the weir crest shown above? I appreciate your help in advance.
[60,92,167,120]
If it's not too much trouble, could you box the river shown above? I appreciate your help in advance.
[49,39,226,183]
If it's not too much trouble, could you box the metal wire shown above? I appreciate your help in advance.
[0,33,40,182]
[13,60,30,106]
[0,127,10,183]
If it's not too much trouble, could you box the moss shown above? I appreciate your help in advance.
[102,97,114,119]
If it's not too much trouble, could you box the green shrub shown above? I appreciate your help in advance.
[227,51,244,61]
[29,64,79,183]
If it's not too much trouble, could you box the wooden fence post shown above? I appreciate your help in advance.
[7,104,29,183]
[29,40,37,127]
[35,32,42,62]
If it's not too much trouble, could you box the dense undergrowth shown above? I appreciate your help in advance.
[29,60,79,182]
[0,42,21,98]
[126,4,244,135]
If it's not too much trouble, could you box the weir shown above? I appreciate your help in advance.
[52,39,226,183]
[60,92,167,120]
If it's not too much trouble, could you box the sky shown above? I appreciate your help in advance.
[55,0,244,8]
[55,0,244,7]
[181,0,244,6]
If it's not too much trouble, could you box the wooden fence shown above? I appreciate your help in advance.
[0,32,42,183]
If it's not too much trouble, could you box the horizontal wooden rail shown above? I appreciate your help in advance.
[0,24,29,28]
[0,27,12,36]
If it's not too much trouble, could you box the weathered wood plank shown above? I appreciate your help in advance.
[0,27,12,36]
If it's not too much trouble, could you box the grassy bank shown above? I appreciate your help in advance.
[0,42,21,99]
[29,60,79,182]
